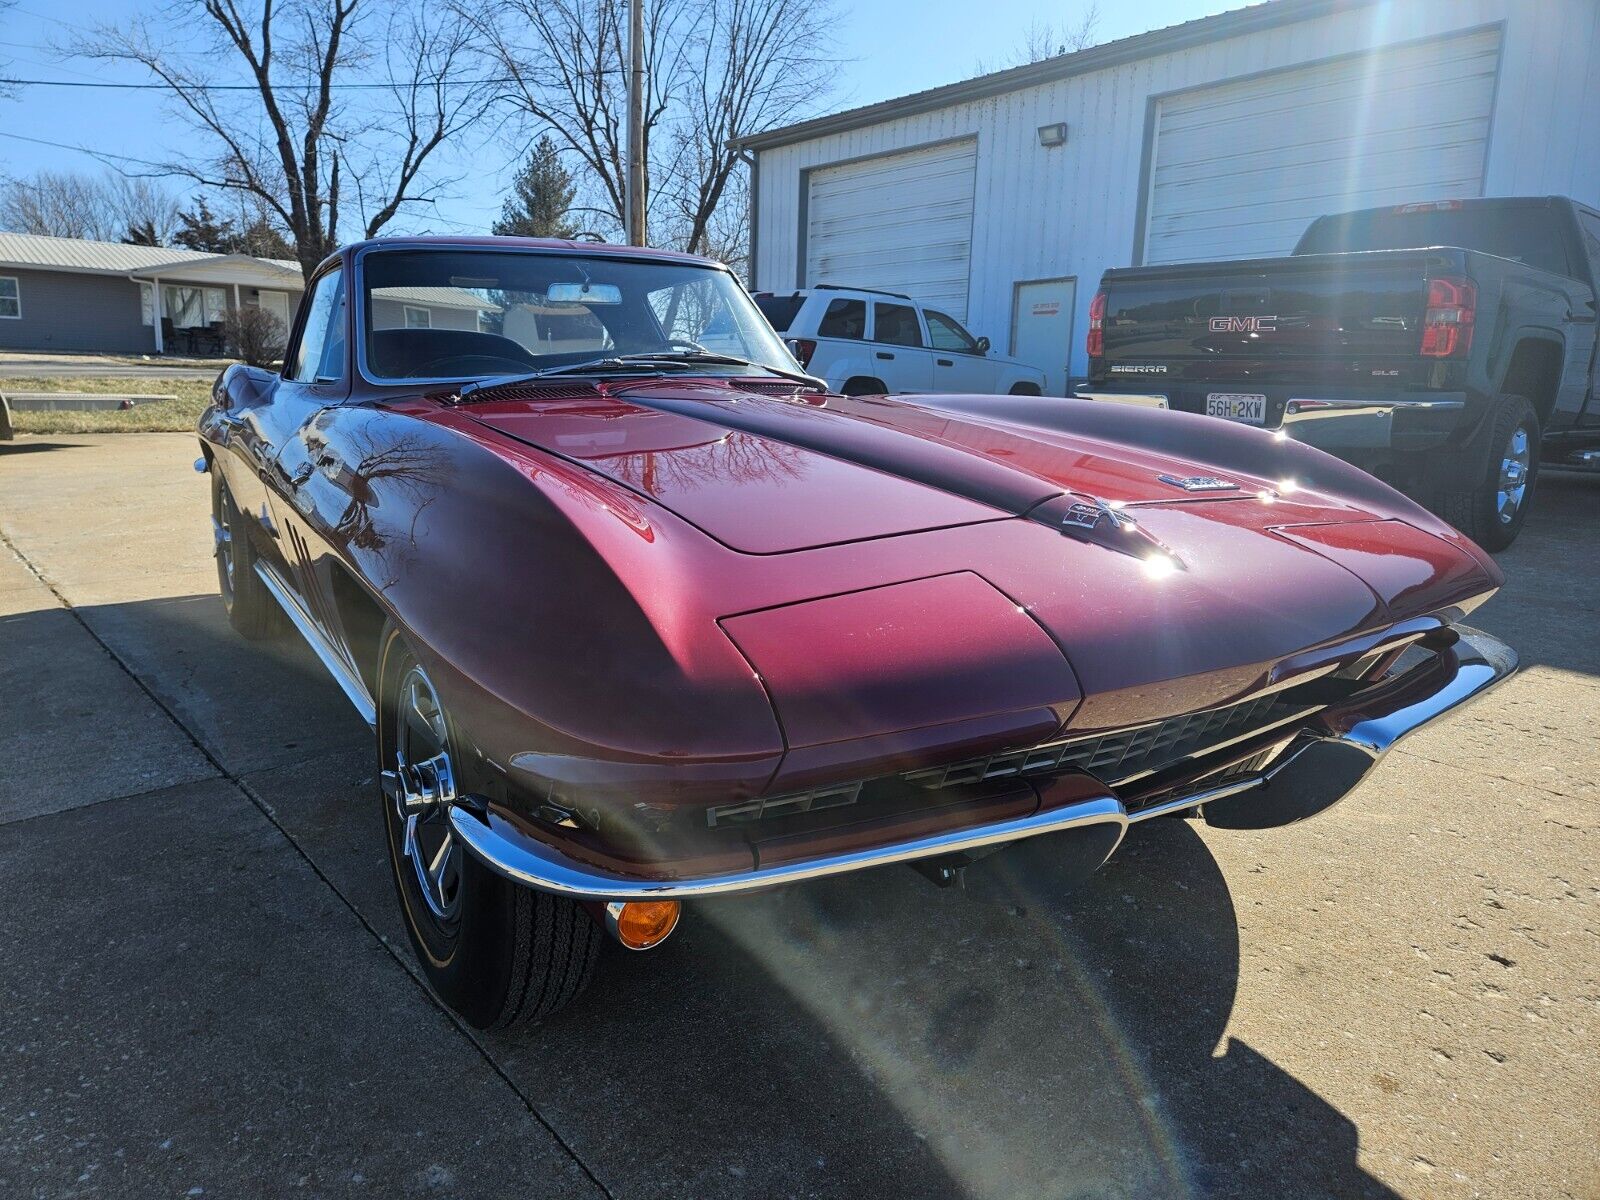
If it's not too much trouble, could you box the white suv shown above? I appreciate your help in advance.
[753,286,1046,396]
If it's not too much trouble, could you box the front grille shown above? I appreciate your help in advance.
[707,780,863,828]
[902,691,1313,792]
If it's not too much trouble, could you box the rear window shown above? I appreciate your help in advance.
[753,294,805,332]
[1294,205,1573,278]
[817,297,866,339]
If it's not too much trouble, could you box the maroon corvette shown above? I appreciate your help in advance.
[197,237,1516,1027]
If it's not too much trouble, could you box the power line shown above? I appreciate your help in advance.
[0,129,175,169]
[0,74,540,91]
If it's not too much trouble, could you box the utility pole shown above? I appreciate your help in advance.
[625,0,646,245]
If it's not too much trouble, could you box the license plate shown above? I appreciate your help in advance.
[1206,393,1267,425]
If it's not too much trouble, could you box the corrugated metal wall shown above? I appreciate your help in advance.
[752,0,1600,384]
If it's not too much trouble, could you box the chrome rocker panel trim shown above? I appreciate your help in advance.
[254,560,379,727]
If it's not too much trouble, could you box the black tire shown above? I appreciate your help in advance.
[378,625,602,1029]
[841,376,886,395]
[1008,383,1042,396]
[1432,394,1540,552]
[210,469,285,639]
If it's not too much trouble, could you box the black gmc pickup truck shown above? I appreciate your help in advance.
[1083,196,1600,548]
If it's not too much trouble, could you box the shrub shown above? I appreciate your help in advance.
[225,305,287,367]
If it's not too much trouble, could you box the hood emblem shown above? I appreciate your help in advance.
[1054,494,1185,574]
[1157,473,1239,493]
[1060,497,1136,532]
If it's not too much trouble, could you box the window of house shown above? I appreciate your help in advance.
[289,268,346,383]
[403,305,432,329]
[925,310,978,353]
[816,298,865,339]
[139,282,155,326]
[874,302,922,347]
[162,285,229,328]
[0,276,19,319]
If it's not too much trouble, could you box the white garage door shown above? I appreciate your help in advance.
[1142,27,1502,265]
[805,138,977,318]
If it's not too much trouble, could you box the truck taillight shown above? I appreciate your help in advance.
[1420,276,1476,358]
[1394,199,1463,214]
[1087,289,1108,359]
[785,338,817,368]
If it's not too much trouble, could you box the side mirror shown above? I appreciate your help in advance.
[974,336,991,356]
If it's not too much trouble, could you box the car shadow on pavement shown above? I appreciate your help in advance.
[18,591,1407,1200]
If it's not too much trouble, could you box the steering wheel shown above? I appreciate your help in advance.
[414,354,535,377]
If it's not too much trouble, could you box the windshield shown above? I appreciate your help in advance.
[360,248,799,382]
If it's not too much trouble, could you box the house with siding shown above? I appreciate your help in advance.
[0,233,496,356]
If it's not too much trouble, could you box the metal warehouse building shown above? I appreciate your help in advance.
[735,0,1600,394]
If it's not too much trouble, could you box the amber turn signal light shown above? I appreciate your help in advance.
[605,900,681,950]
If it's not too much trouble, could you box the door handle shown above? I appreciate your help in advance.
[876,351,895,360]
[936,358,954,366]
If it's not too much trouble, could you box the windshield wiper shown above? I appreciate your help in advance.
[453,351,822,401]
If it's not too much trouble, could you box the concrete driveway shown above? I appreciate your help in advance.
[1,432,1596,1200]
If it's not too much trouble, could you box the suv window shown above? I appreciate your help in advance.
[754,294,806,332]
[817,297,866,339]
[290,268,346,382]
[925,310,978,353]
[874,302,922,347]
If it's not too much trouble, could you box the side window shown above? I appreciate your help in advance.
[1577,210,1600,277]
[290,269,346,382]
[925,310,978,353]
[874,302,923,347]
[817,297,865,339]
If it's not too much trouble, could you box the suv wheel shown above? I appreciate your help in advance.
[841,377,886,396]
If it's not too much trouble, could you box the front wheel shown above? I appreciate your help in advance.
[1433,394,1540,552]
[378,625,602,1029]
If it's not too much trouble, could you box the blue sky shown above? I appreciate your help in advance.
[0,0,1232,237]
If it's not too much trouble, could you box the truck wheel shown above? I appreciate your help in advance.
[378,625,603,1029]
[210,470,285,639]
[1435,395,1540,552]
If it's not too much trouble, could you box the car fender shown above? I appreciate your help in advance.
[287,402,786,810]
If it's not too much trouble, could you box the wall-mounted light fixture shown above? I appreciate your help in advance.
[1037,122,1069,148]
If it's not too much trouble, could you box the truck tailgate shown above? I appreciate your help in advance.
[1099,249,1458,373]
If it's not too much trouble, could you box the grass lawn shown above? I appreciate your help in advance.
[2,377,213,434]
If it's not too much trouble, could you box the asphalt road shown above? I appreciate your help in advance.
[0,354,224,380]
[1,432,1595,1200]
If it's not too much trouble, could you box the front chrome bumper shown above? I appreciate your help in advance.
[448,626,1517,899]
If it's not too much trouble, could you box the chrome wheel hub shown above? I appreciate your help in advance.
[212,513,234,594]
[382,667,463,923]
[1496,425,1531,525]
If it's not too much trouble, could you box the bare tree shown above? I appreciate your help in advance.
[473,0,836,252]
[0,170,180,242]
[77,1,497,280]
[975,4,1100,73]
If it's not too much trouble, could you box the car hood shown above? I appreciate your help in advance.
[456,378,1398,553]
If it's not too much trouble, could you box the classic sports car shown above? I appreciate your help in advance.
[197,237,1516,1027]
